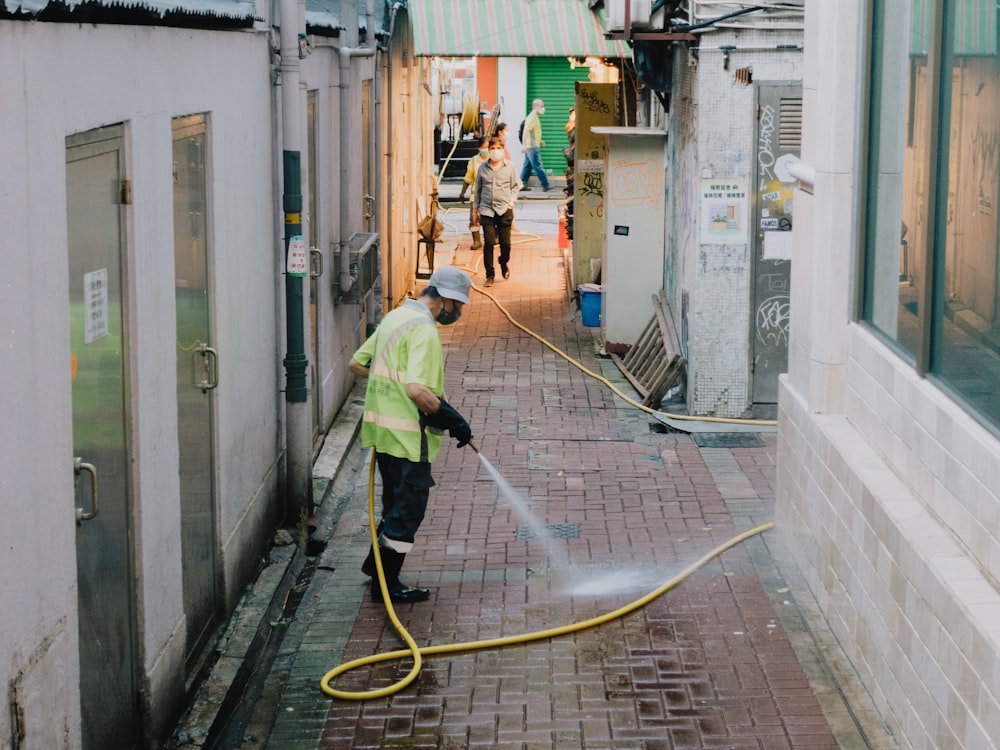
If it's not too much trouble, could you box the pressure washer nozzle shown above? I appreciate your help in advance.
[466,440,480,454]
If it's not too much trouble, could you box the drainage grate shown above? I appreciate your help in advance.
[516,523,580,541]
[693,433,765,448]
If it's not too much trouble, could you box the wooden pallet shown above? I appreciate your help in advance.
[610,291,686,408]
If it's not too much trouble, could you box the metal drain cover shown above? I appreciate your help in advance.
[516,523,580,541]
[693,433,765,448]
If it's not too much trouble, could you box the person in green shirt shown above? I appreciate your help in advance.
[519,99,550,191]
[349,267,474,603]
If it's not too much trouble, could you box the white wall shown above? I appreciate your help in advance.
[779,1,1000,747]
[498,57,528,173]
[0,21,280,746]
[669,32,802,418]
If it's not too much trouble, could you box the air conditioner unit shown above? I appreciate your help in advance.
[334,232,379,304]
[606,0,654,32]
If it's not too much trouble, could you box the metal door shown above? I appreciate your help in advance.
[172,115,220,666]
[751,84,801,403]
[67,125,140,750]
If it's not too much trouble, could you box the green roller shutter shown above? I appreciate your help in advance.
[526,57,593,178]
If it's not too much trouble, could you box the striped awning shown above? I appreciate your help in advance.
[407,0,630,58]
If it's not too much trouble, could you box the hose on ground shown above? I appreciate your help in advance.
[319,450,774,699]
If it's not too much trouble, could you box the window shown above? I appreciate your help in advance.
[863,0,1000,428]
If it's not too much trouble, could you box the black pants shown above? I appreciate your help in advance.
[481,208,513,279]
[376,452,435,551]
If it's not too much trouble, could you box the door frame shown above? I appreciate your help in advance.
[66,122,142,749]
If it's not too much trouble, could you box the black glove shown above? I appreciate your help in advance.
[423,398,473,447]
[450,420,473,448]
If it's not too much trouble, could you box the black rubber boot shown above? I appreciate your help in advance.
[371,548,430,603]
[360,522,384,577]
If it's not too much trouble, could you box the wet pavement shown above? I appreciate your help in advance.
[176,193,898,749]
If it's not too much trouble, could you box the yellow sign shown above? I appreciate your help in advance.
[285,213,302,224]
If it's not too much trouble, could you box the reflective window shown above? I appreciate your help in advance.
[864,0,1000,428]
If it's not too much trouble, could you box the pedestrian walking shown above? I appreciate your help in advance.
[472,136,521,286]
[519,98,550,191]
[457,136,488,203]
[349,267,475,603]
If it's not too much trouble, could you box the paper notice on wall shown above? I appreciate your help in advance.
[700,179,749,245]
[762,231,793,260]
[84,268,109,344]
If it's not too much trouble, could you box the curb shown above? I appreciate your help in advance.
[167,383,366,748]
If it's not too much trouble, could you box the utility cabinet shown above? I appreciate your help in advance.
[591,127,666,353]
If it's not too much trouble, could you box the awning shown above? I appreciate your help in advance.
[5,0,255,18]
[408,0,630,58]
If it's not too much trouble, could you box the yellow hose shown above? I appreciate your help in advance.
[469,283,777,426]
[319,451,774,699]
[319,281,777,700]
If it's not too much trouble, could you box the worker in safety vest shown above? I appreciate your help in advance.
[348,266,474,603]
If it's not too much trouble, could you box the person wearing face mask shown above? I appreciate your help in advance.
[519,99,551,191]
[457,136,489,203]
[495,121,513,161]
[349,266,474,603]
[471,136,522,286]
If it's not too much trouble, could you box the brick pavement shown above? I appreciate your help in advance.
[262,205,895,750]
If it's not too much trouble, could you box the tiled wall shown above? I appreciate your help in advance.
[778,327,1000,749]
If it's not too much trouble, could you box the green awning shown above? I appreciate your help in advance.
[408,0,630,58]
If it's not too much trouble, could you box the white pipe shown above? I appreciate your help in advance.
[277,0,311,521]
[787,160,815,195]
[279,0,302,156]
[338,44,375,295]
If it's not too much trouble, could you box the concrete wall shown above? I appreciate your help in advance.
[301,37,379,432]
[778,1,1000,747]
[668,30,801,417]
[0,21,280,747]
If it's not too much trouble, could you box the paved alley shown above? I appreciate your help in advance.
[219,200,896,750]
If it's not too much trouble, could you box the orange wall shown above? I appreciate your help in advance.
[477,58,498,115]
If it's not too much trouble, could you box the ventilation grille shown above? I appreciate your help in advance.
[778,98,803,151]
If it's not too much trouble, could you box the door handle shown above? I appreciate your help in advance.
[197,343,219,392]
[310,247,324,278]
[74,457,99,522]
[364,194,374,220]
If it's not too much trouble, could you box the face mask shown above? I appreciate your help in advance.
[489,149,504,161]
[437,303,462,326]
[479,148,489,158]
[538,107,546,115]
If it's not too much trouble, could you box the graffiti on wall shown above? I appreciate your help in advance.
[609,159,663,207]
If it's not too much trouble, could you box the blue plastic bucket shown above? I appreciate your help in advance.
[580,289,601,327]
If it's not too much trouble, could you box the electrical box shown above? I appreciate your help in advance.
[591,127,667,354]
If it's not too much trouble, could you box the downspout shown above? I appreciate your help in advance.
[278,0,311,526]
[338,43,376,294]
[382,2,404,309]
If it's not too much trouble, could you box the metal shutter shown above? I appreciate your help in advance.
[526,57,593,178]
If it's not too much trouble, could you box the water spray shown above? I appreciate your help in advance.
[320,284,777,701]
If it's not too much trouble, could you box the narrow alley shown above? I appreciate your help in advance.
[176,198,895,750]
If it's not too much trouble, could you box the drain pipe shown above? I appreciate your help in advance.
[278,0,311,526]
[381,2,404,307]
[338,42,375,295]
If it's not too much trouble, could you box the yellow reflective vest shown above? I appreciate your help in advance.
[352,300,445,463]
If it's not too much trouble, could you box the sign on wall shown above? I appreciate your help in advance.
[699,179,749,245]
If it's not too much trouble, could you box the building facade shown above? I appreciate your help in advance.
[0,0,432,746]
[779,0,1000,746]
